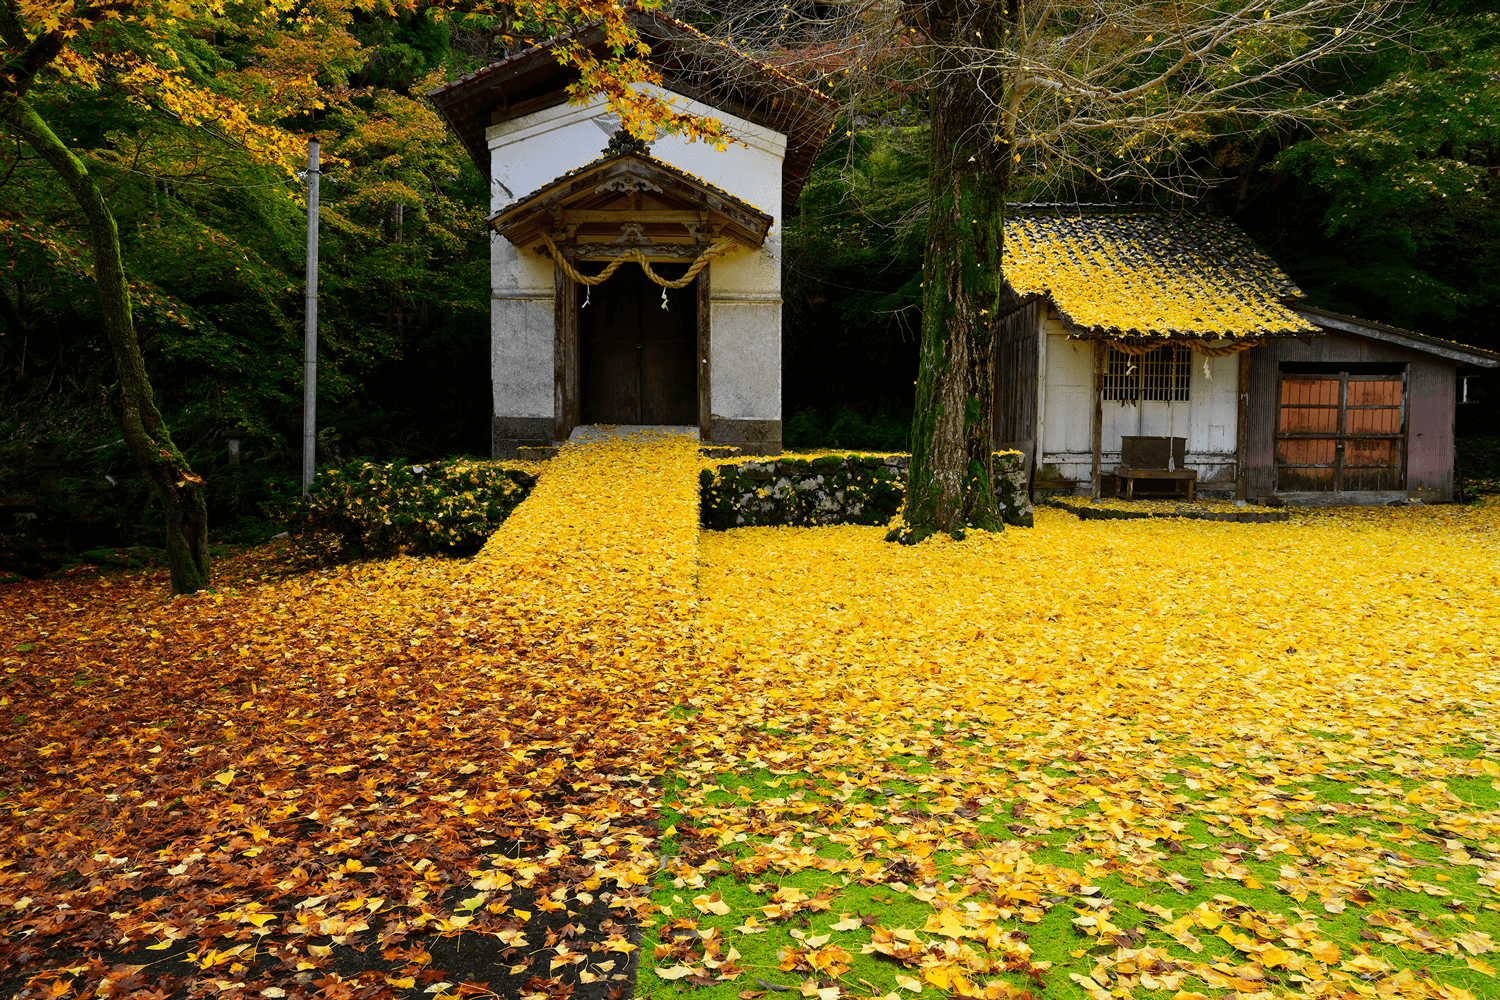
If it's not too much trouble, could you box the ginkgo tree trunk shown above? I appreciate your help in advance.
[897,0,1011,543]
[702,0,1408,541]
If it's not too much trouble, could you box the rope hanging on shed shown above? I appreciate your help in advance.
[538,231,738,289]
[1101,337,1262,357]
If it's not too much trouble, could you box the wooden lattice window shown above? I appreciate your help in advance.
[1103,345,1191,402]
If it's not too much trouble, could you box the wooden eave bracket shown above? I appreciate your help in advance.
[489,158,772,255]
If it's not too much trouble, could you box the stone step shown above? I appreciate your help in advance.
[516,445,560,462]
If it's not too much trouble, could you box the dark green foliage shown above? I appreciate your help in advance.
[783,406,913,451]
[1237,15,1500,351]
[782,126,927,423]
[269,460,535,564]
[0,411,297,579]
[1458,436,1500,478]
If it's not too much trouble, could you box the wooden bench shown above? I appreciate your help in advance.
[1105,435,1196,500]
[1109,467,1197,501]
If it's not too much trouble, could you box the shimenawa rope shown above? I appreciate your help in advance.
[539,231,738,289]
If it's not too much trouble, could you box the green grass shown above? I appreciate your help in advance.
[637,736,1500,1000]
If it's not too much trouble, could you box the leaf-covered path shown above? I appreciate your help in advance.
[3,441,1499,1000]
[1,433,706,1000]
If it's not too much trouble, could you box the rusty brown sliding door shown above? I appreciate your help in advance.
[1275,372,1406,492]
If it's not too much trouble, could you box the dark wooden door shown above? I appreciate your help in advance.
[579,263,697,425]
[1276,373,1406,492]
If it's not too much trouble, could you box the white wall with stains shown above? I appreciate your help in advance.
[1039,314,1242,490]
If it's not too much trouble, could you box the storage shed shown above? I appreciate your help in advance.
[994,205,1499,504]
[429,12,837,457]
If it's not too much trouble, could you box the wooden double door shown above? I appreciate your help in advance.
[579,263,698,425]
[1276,369,1407,492]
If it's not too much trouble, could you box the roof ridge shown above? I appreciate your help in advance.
[488,149,771,226]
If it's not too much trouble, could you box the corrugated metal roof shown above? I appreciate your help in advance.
[1004,208,1319,341]
[1292,305,1500,366]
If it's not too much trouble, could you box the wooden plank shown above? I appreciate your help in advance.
[554,264,568,444]
[1091,339,1105,498]
[565,242,709,259]
[553,265,579,442]
[698,263,712,442]
[1235,348,1251,501]
[564,272,580,435]
[562,210,704,224]
[489,90,569,125]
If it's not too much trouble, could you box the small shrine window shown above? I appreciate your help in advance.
[1103,345,1191,402]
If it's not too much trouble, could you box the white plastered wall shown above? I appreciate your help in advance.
[485,85,788,431]
[1039,320,1095,484]
[1039,316,1242,488]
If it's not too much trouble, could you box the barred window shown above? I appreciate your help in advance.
[1103,345,1191,402]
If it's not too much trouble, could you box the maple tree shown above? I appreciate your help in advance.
[0,0,727,594]
[4,435,1499,1000]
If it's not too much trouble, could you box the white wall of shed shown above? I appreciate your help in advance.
[1039,319,1242,487]
[1040,320,1095,483]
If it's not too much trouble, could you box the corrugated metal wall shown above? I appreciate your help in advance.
[1244,330,1457,502]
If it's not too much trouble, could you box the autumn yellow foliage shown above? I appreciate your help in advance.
[3,439,1498,1000]
[1003,214,1321,341]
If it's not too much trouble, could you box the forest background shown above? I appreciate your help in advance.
[3,0,1499,578]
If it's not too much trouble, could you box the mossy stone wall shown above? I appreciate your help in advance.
[701,452,1032,530]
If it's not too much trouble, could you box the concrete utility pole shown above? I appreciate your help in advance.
[302,136,320,495]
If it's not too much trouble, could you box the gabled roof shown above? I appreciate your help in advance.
[1291,304,1500,368]
[428,10,838,210]
[489,151,775,251]
[1003,205,1318,342]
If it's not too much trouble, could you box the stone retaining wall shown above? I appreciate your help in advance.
[700,452,1033,530]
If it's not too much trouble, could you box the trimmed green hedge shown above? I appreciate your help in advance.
[269,460,536,564]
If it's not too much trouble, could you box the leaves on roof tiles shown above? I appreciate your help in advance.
[1004,211,1322,341]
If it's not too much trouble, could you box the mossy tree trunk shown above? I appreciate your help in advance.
[2,98,210,593]
[892,0,1013,543]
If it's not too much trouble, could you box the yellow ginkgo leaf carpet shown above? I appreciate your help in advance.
[2,443,1498,1000]
[649,506,1500,1000]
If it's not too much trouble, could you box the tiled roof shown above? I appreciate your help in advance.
[1004,207,1319,341]
[427,11,837,211]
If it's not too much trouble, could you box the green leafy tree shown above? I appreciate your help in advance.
[1266,13,1499,336]
[1,0,729,592]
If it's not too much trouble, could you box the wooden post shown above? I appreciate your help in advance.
[1091,340,1105,498]
[553,264,579,444]
[1235,348,1251,501]
[697,262,712,442]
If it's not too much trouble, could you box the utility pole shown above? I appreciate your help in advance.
[302,136,320,495]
